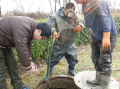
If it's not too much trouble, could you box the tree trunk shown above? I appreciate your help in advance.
[68,0,71,3]
[48,0,53,13]
[58,0,61,8]
[63,0,67,7]
[0,0,1,18]
[0,5,1,18]
[54,0,57,12]
[18,0,26,16]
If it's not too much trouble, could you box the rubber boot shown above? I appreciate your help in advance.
[68,65,76,76]
[43,66,54,82]
[87,71,101,85]
[23,86,31,89]
[92,74,111,89]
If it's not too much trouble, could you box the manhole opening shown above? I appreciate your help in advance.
[49,88,67,89]
[36,77,80,89]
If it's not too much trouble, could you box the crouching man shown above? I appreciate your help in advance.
[0,16,52,89]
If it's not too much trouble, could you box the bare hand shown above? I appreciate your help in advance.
[28,66,37,74]
[31,62,37,69]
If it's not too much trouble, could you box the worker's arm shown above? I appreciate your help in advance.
[95,1,111,52]
[13,26,37,74]
[46,13,60,41]
[74,13,85,32]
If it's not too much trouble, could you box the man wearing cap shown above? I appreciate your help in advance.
[44,2,84,82]
[0,16,52,89]
[74,0,117,89]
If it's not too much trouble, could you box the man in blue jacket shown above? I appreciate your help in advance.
[74,0,117,89]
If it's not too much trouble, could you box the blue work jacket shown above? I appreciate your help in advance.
[83,0,117,42]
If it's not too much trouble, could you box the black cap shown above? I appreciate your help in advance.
[36,23,51,39]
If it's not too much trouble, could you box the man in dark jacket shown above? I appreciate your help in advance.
[0,16,51,89]
[74,0,117,89]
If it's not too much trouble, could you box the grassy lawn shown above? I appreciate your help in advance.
[7,34,120,89]
[112,34,120,84]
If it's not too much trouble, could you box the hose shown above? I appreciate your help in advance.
[47,28,90,89]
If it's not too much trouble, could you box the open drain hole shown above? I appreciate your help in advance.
[35,76,80,89]
[49,88,68,89]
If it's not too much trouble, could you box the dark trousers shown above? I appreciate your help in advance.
[49,43,78,68]
[0,47,24,89]
[91,35,117,76]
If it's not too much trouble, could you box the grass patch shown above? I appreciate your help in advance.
[112,35,120,85]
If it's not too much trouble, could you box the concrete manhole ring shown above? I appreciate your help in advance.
[74,71,119,89]
[36,75,80,89]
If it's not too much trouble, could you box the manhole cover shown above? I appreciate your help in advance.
[74,71,119,89]
[36,75,80,89]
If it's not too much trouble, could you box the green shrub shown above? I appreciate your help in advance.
[36,19,47,23]
[13,48,21,65]
[112,13,120,31]
[75,27,91,45]
[32,37,52,62]
[31,19,52,62]
[113,16,120,31]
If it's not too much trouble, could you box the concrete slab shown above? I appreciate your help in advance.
[74,71,119,89]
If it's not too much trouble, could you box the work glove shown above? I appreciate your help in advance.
[53,31,60,41]
[74,25,82,32]
[28,66,37,74]
[91,37,93,43]
[90,37,93,48]
[102,32,111,52]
